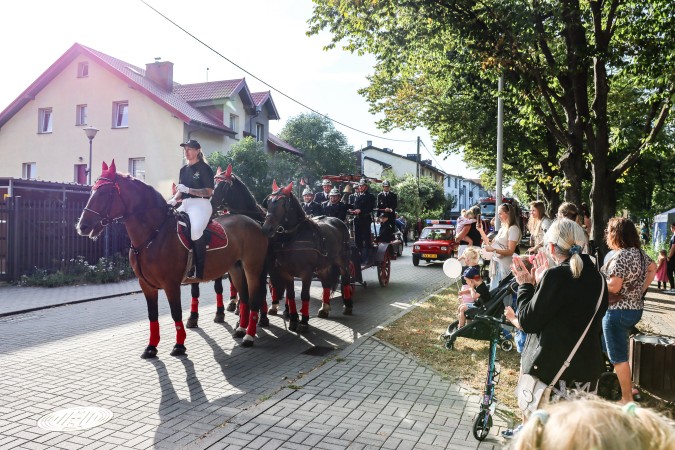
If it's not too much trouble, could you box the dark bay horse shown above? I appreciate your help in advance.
[76,161,269,355]
[262,181,353,332]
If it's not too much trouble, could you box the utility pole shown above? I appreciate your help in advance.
[495,75,504,230]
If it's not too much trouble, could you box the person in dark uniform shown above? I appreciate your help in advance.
[349,178,376,262]
[301,188,322,217]
[376,180,398,222]
[314,179,332,204]
[168,139,214,279]
[322,188,350,222]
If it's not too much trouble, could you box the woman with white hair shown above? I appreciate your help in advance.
[508,218,608,421]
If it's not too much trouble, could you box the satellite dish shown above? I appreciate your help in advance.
[443,258,463,279]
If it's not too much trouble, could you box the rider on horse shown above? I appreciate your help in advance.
[168,139,214,279]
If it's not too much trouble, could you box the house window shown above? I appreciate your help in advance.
[76,105,87,126]
[256,123,264,142]
[113,101,128,128]
[229,114,238,132]
[38,108,52,133]
[74,164,87,184]
[447,177,451,187]
[77,62,89,78]
[454,178,458,188]
[22,163,37,180]
[129,158,145,181]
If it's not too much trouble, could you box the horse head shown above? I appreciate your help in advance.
[76,160,126,239]
[262,181,297,238]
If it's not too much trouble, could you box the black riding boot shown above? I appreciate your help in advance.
[190,234,208,279]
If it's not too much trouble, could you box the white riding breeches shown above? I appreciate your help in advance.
[178,197,212,240]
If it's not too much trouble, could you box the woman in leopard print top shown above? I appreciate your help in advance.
[601,218,656,404]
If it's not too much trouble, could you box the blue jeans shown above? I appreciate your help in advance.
[602,309,642,364]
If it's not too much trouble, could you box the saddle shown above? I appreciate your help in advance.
[176,212,229,251]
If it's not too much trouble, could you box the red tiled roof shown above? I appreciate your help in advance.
[268,133,303,156]
[173,79,256,113]
[0,43,238,134]
[251,91,280,120]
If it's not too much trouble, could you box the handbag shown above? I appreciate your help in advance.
[517,277,605,416]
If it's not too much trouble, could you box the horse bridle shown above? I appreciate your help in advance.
[83,176,126,226]
[265,192,307,235]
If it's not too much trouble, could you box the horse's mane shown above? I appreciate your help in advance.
[119,172,169,211]
[231,175,264,211]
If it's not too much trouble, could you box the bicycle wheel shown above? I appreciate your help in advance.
[473,410,492,441]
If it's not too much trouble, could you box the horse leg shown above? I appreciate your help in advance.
[232,268,249,338]
[214,276,225,323]
[227,274,239,313]
[166,284,187,357]
[286,280,299,332]
[268,271,282,316]
[298,276,312,333]
[141,282,160,359]
[317,284,332,319]
[186,282,200,328]
[240,268,267,347]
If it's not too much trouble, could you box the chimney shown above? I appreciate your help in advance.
[366,140,373,147]
[145,60,174,91]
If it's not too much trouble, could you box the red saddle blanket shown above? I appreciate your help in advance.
[176,220,228,251]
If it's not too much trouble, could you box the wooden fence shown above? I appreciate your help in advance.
[0,197,129,282]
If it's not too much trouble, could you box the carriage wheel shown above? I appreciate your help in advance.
[377,250,391,287]
[472,410,492,441]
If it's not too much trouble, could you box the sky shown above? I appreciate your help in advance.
[1,0,478,178]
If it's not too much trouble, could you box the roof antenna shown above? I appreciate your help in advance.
[206,67,209,82]
[154,57,161,62]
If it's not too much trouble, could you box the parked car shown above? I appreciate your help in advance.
[411,221,458,266]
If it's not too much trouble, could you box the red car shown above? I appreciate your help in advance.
[412,221,458,266]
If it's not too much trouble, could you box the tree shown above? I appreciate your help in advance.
[278,113,356,189]
[208,138,270,202]
[394,175,446,222]
[309,0,675,251]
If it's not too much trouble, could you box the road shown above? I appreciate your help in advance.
[1,249,501,449]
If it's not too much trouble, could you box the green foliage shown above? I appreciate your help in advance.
[278,113,356,189]
[393,174,445,221]
[208,138,271,202]
[19,254,135,287]
[308,0,675,249]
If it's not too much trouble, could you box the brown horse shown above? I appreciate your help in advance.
[261,181,352,332]
[76,161,269,356]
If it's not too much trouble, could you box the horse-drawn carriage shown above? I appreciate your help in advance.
[322,174,403,288]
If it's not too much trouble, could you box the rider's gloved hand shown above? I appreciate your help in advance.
[176,184,190,194]
[167,198,178,207]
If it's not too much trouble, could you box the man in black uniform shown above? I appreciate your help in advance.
[322,188,349,222]
[314,179,332,204]
[376,180,397,222]
[301,188,322,217]
[349,178,376,263]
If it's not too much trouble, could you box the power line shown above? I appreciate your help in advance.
[139,0,417,144]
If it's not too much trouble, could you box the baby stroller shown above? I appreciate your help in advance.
[442,273,517,352]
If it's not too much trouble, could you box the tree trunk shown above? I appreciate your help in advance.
[559,141,584,206]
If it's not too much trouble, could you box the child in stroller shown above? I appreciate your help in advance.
[443,272,517,352]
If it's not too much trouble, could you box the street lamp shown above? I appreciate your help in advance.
[83,126,99,184]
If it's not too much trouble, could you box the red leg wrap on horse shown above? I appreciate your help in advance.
[190,297,199,313]
[287,297,297,314]
[239,303,250,328]
[322,288,331,303]
[149,321,160,347]
[247,311,258,337]
[175,321,186,345]
[230,283,237,298]
[261,301,268,313]
[301,299,310,317]
[343,284,352,300]
[271,287,279,302]
[216,293,224,308]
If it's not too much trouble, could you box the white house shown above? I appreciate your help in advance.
[444,174,488,214]
[357,143,446,185]
[0,43,300,195]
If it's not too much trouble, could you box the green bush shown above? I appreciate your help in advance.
[19,254,135,287]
